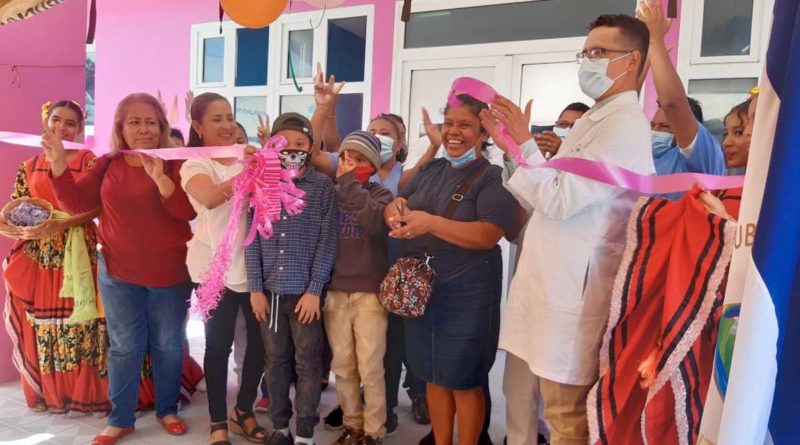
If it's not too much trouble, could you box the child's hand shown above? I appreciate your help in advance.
[251,292,270,322]
[295,293,320,324]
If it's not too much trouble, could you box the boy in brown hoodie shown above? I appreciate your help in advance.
[324,131,393,445]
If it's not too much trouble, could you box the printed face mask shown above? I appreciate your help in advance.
[279,149,309,170]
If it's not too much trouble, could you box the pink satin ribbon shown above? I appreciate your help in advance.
[448,77,745,193]
[0,130,246,160]
[193,135,306,321]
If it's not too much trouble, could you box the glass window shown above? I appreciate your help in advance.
[700,0,754,57]
[404,0,634,48]
[236,27,269,86]
[203,37,225,83]
[234,96,267,145]
[688,77,757,141]
[333,93,363,138]
[288,29,314,79]
[327,17,367,82]
[279,94,363,140]
[85,49,95,128]
[280,95,316,119]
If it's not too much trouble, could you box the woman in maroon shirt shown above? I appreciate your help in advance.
[42,93,196,445]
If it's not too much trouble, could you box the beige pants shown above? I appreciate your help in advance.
[504,352,593,445]
[324,291,388,437]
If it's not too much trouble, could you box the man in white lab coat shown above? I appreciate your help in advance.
[484,14,656,445]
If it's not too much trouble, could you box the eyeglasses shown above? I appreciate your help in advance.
[576,48,633,63]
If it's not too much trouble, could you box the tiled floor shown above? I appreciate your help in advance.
[0,319,509,445]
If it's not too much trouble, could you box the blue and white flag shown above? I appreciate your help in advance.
[699,1,800,444]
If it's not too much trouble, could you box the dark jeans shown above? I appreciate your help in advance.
[385,313,426,410]
[260,294,323,438]
[98,256,190,428]
[202,287,265,422]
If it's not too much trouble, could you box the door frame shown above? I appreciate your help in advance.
[396,56,512,137]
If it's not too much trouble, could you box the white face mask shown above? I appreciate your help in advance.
[375,134,396,164]
[578,53,631,99]
[552,126,570,139]
[651,130,674,154]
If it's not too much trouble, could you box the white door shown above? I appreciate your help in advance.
[398,56,512,140]
[512,51,593,126]
[395,51,593,305]
[397,56,514,303]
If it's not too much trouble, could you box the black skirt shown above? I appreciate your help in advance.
[404,251,503,390]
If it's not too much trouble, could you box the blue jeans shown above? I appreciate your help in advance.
[98,255,190,428]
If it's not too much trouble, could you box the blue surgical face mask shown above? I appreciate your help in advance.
[375,134,396,164]
[651,131,674,156]
[578,53,631,99]
[442,147,477,168]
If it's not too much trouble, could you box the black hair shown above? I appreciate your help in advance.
[560,102,590,117]
[170,128,184,144]
[236,122,248,140]
[589,14,650,74]
[187,92,229,147]
[443,94,492,151]
[687,97,704,123]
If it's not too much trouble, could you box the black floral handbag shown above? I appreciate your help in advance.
[379,163,488,317]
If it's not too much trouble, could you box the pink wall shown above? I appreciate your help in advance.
[0,0,87,383]
[95,0,395,149]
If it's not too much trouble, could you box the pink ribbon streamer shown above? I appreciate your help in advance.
[448,77,745,193]
[0,130,245,160]
[193,136,307,321]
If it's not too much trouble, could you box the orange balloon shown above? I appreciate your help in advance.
[221,0,288,29]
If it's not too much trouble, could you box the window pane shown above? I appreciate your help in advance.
[85,50,95,127]
[236,27,269,86]
[405,0,634,48]
[203,37,225,83]
[327,17,366,82]
[333,93,364,138]
[701,0,753,57]
[280,95,315,119]
[279,94,363,141]
[288,29,313,79]
[234,96,267,145]
[688,78,757,141]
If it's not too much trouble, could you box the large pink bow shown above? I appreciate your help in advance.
[193,136,307,321]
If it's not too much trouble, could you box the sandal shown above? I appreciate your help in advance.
[157,415,188,436]
[210,421,231,445]
[228,408,267,444]
[31,400,47,413]
[90,427,134,445]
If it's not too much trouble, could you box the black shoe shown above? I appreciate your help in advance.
[266,430,294,445]
[360,436,383,445]
[324,405,344,430]
[385,408,398,436]
[418,430,434,445]
[411,398,431,425]
[538,433,549,444]
[333,427,363,445]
